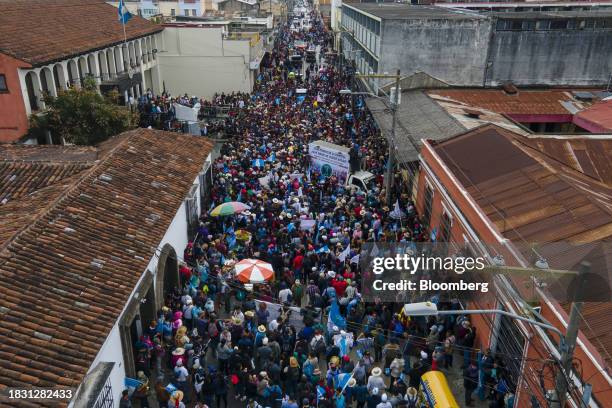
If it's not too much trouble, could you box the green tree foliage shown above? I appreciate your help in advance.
[28,76,136,145]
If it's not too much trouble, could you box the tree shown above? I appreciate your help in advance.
[28,76,137,145]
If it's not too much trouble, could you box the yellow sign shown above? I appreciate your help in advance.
[420,371,459,408]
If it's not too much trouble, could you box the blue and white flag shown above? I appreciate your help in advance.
[316,385,326,401]
[338,245,351,262]
[252,159,265,167]
[329,299,346,329]
[118,0,132,24]
[316,245,329,254]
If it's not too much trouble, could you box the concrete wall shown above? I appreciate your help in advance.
[486,28,612,86]
[159,26,253,98]
[380,18,492,86]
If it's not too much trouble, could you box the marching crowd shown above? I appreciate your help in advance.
[123,3,514,408]
[136,89,250,133]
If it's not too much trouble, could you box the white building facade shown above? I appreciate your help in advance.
[19,31,164,117]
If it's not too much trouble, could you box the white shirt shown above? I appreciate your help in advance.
[268,319,279,333]
[279,288,292,303]
[174,366,189,382]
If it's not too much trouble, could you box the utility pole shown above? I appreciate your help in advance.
[552,261,590,408]
[385,69,400,205]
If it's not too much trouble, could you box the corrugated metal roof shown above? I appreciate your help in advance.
[575,100,612,133]
[427,89,594,115]
[519,134,612,185]
[432,124,612,245]
[366,90,465,163]
[432,124,612,365]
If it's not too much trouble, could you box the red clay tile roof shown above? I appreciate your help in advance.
[427,89,592,116]
[0,0,163,66]
[574,100,612,133]
[0,161,94,246]
[0,129,213,403]
[0,144,98,162]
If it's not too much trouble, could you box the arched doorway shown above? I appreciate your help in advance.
[24,71,41,111]
[155,244,179,309]
[67,60,79,88]
[53,64,65,93]
[78,57,88,86]
[40,67,55,97]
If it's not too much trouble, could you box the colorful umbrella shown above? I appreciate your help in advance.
[210,202,250,217]
[234,259,274,283]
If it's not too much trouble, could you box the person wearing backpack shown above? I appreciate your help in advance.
[309,330,326,359]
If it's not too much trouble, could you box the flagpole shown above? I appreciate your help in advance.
[122,21,128,73]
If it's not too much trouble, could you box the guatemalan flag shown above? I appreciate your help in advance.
[118,0,132,24]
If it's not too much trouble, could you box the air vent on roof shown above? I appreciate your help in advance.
[34,331,53,342]
[9,175,16,182]
[90,259,105,269]
[572,91,594,101]
[1,198,7,205]
[98,173,113,182]
[464,109,482,119]
[63,227,76,233]
[502,81,518,95]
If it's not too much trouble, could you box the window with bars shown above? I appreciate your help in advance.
[422,185,434,229]
[92,378,114,408]
[0,74,8,93]
[439,211,452,243]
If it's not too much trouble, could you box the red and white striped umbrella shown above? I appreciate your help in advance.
[234,259,274,283]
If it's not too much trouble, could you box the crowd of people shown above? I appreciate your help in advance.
[123,3,515,408]
[136,89,250,135]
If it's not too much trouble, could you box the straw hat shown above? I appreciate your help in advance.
[171,390,184,402]
[289,356,299,368]
[347,378,357,387]
[257,325,267,333]
[245,310,255,318]
[371,367,382,377]
[172,348,185,356]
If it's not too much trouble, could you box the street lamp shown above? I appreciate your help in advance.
[402,301,565,342]
[338,71,401,205]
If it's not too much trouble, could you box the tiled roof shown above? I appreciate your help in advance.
[427,89,593,116]
[0,0,163,66]
[0,129,213,402]
[0,161,94,246]
[0,144,98,163]
[574,100,612,133]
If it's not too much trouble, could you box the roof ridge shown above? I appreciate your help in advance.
[0,159,96,165]
[512,136,612,190]
[0,132,135,258]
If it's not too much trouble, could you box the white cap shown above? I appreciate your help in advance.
[420,351,428,359]
[381,394,388,402]
[372,387,379,395]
